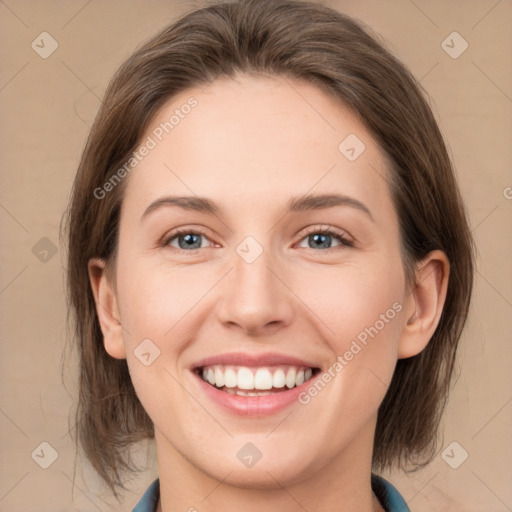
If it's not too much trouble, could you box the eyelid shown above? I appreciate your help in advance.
[161,224,354,252]
[160,225,217,249]
[294,224,354,247]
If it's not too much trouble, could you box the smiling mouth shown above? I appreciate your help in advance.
[195,364,321,396]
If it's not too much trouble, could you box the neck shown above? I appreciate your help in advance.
[154,416,385,512]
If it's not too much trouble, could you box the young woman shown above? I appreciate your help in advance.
[63,0,474,510]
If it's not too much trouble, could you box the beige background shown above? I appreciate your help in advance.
[0,0,511,510]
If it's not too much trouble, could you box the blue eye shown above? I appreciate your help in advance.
[163,227,353,252]
[297,228,353,250]
[166,230,211,250]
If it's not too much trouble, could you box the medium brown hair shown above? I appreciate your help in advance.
[62,0,474,499]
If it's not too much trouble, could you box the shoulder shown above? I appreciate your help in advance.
[371,473,410,512]
[132,478,160,512]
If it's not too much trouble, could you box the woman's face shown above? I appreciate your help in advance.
[104,75,413,487]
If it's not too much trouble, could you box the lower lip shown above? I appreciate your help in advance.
[192,370,316,416]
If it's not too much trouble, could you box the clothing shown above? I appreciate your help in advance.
[372,474,411,511]
[133,478,159,512]
[133,473,410,511]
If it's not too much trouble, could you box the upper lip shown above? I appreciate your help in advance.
[191,352,320,369]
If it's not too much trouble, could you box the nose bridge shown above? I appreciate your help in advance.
[216,235,292,334]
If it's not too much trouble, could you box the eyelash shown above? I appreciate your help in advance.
[312,227,353,247]
[161,226,354,252]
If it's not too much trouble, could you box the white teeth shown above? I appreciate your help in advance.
[199,364,316,391]
[225,388,273,396]
[224,368,237,388]
[272,368,286,388]
[254,368,273,390]
[237,367,254,389]
[285,368,296,388]
[214,366,224,387]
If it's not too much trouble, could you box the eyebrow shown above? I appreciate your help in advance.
[140,193,374,222]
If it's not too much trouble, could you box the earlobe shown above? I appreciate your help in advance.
[87,257,127,359]
[397,250,450,359]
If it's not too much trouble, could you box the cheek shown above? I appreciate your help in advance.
[293,257,405,398]
[116,256,216,342]
[298,259,404,341]
[297,268,404,418]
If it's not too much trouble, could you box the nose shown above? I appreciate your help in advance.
[215,243,294,337]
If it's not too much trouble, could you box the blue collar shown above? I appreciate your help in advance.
[133,474,410,511]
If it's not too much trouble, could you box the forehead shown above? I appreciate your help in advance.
[122,74,393,221]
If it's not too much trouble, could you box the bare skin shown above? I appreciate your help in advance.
[89,74,448,512]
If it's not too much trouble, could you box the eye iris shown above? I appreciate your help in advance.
[309,233,332,249]
[173,232,340,250]
[179,233,201,249]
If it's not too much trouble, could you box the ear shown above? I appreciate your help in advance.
[398,250,450,359]
[87,257,126,359]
